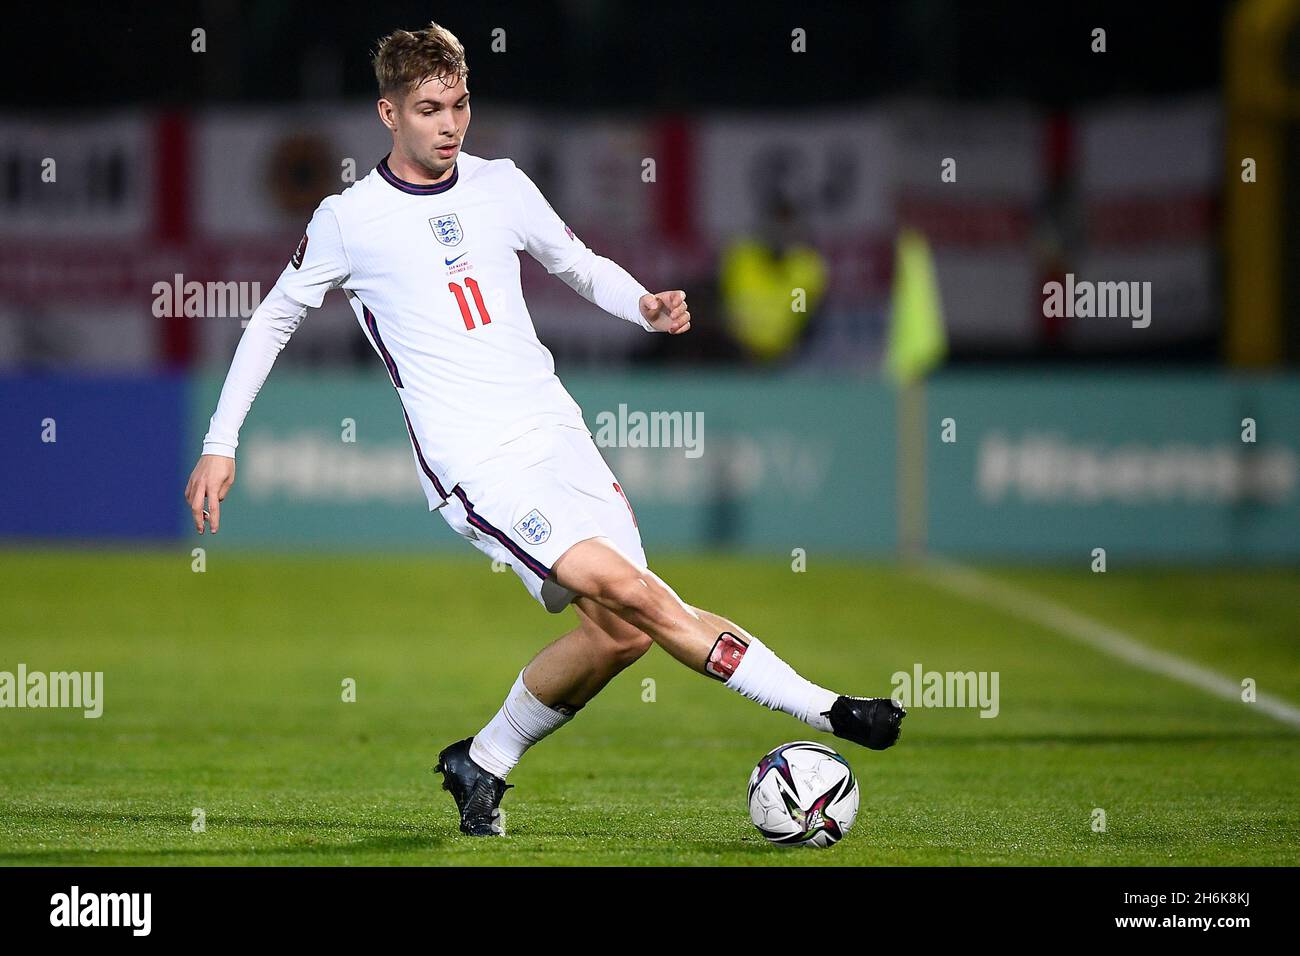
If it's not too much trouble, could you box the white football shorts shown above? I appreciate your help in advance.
[438,424,647,612]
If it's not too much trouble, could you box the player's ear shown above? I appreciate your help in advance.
[376,97,398,132]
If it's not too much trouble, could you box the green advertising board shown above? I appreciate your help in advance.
[188,369,900,556]
[925,373,1300,560]
[188,369,1299,560]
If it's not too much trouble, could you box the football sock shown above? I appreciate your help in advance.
[469,669,576,778]
[720,635,838,733]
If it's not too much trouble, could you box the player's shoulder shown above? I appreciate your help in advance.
[459,151,521,185]
[307,162,400,232]
[300,183,358,229]
[324,166,383,212]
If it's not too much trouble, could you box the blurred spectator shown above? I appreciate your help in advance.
[718,196,829,365]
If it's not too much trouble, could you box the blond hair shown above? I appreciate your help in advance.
[372,21,468,101]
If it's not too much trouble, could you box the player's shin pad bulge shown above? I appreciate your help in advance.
[706,631,750,681]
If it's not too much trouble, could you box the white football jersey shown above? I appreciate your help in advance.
[205,151,653,508]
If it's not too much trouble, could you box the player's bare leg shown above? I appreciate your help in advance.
[551,537,906,751]
[522,597,653,709]
[436,596,652,835]
[464,597,649,775]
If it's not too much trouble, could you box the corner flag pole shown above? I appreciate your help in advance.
[884,228,947,564]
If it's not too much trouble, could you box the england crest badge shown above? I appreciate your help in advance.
[515,509,551,545]
[429,214,463,246]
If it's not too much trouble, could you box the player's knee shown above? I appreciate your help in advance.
[606,629,653,668]
[600,569,672,624]
[585,625,652,671]
[576,595,653,669]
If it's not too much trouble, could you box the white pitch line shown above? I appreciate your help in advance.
[920,558,1300,730]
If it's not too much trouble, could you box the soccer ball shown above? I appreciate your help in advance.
[747,741,859,848]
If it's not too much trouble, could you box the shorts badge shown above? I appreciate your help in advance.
[515,509,551,545]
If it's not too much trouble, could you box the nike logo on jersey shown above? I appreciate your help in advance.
[444,252,469,265]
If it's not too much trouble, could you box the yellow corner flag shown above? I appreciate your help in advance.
[884,227,947,383]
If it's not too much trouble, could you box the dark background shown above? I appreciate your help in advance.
[8,1,1228,108]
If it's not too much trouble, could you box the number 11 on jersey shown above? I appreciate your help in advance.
[449,278,492,330]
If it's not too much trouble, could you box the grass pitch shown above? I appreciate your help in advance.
[1,550,1297,866]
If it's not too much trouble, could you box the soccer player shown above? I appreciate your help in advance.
[185,21,905,837]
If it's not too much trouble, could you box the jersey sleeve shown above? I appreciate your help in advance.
[273,198,351,308]
[512,165,655,330]
[201,286,310,457]
[201,200,349,457]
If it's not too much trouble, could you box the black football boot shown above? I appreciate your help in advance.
[435,737,513,836]
[822,696,907,751]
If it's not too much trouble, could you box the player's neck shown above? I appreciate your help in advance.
[385,151,455,186]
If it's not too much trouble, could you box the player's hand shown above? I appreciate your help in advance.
[185,454,236,534]
[639,290,691,334]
